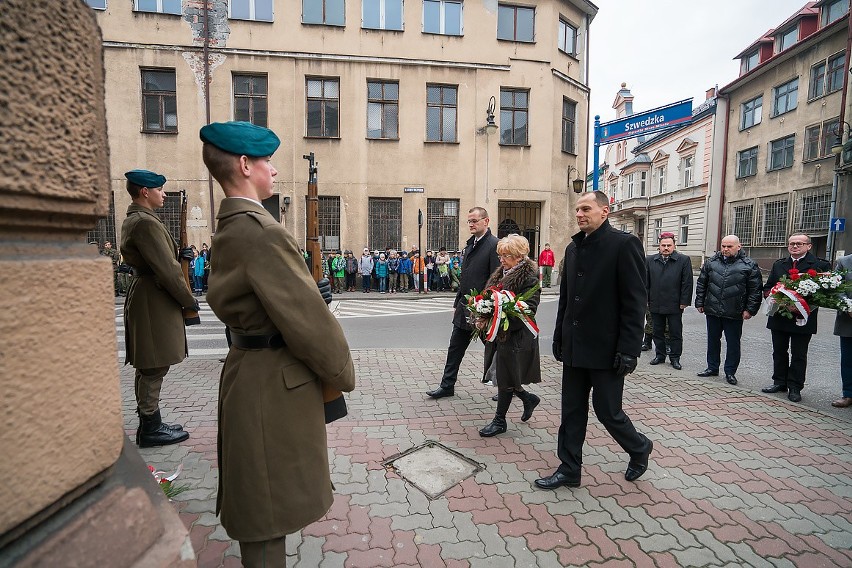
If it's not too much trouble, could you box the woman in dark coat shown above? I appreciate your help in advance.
[477,234,542,437]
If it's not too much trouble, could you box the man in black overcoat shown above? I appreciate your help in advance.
[646,232,693,370]
[536,191,653,489]
[760,233,831,402]
[426,206,500,398]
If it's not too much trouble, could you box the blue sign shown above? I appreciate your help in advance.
[598,99,693,144]
[831,218,846,232]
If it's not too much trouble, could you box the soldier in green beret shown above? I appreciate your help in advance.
[201,121,355,566]
[120,169,197,447]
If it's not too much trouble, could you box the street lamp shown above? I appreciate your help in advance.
[568,166,585,193]
[830,121,852,155]
[485,95,498,134]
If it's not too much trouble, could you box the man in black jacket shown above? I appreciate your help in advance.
[760,233,831,402]
[426,207,500,399]
[694,235,763,386]
[535,192,653,490]
[646,232,693,370]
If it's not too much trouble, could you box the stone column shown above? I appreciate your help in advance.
[0,1,192,565]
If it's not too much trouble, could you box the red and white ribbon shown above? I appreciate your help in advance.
[770,282,811,325]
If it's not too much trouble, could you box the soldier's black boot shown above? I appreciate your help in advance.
[479,390,512,437]
[137,407,183,432]
[516,390,540,422]
[137,410,189,448]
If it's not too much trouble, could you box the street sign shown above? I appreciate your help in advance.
[830,217,845,232]
[598,99,693,144]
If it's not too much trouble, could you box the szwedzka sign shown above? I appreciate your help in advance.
[599,99,693,144]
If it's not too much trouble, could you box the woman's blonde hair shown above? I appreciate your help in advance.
[496,234,530,258]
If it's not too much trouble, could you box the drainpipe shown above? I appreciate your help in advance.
[716,92,730,254]
[204,0,215,233]
[584,14,591,185]
[827,9,852,261]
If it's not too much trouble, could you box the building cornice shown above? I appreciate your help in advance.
[552,68,590,93]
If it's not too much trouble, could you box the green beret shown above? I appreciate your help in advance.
[199,121,281,157]
[124,169,166,188]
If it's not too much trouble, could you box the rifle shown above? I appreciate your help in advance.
[180,191,201,326]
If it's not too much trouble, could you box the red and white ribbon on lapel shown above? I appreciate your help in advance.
[770,282,811,325]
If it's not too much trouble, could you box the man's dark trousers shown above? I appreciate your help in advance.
[770,330,812,390]
[438,325,472,389]
[556,366,649,476]
[651,312,682,357]
[705,315,743,375]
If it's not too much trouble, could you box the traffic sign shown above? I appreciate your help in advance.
[831,218,846,232]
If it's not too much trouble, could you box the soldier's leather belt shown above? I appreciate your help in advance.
[229,330,286,349]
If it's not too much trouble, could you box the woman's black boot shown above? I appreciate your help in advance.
[516,390,540,422]
[480,390,513,437]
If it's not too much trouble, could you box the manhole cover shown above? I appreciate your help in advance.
[383,441,483,499]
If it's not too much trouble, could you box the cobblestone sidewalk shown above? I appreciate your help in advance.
[121,351,852,567]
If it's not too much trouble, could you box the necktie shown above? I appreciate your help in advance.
[792,258,798,270]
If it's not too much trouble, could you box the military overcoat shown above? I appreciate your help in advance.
[120,204,195,368]
[206,198,356,542]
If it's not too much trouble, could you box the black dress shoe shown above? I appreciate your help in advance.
[788,388,802,402]
[649,355,666,365]
[641,344,652,352]
[670,357,682,370]
[534,471,581,489]
[491,394,499,402]
[761,384,787,393]
[696,369,718,377]
[725,374,737,385]
[625,440,653,482]
[426,386,454,399]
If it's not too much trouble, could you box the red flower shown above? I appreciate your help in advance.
[791,273,801,280]
[160,479,169,484]
[148,465,155,472]
[807,269,817,277]
[475,295,483,302]
[788,268,799,276]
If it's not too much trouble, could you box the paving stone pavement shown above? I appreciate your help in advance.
[121,351,852,568]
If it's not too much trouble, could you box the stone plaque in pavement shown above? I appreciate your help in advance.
[384,442,482,499]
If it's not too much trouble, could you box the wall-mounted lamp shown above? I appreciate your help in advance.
[282,195,291,213]
[831,121,852,155]
[568,166,585,193]
[478,96,498,135]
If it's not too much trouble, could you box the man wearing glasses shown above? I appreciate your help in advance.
[426,207,499,399]
[761,233,831,402]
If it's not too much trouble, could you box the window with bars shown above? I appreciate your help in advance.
[758,198,789,245]
[679,215,689,245]
[306,78,340,138]
[804,118,840,160]
[234,74,268,127]
[497,4,534,42]
[363,0,403,30]
[737,146,758,178]
[160,192,183,243]
[423,0,462,35]
[794,188,832,233]
[303,0,345,25]
[500,88,529,145]
[318,196,341,251]
[558,18,576,55]
[731,203,755,246]
[86,193,116,247]
[367,81,399,139]
[561,98,576,153]
[427,199,460,251]
[230,0,274,21]
[368,198,402,250]
[740,95,762,129]
[141,69,177,133]
[135,0,181,14]
[426,84,457,142]
[772,78,798,116]
[769,135,795,170]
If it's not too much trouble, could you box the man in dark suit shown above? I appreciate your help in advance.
[426,206,499,399]
[536,191,653,489]
[761,233,831,402]
[646,232,693,370]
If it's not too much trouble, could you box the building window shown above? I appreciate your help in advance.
[363,0,403,30]
[230,0,273,21]
[758,198,789,245]
[318,196,341,251]
[303,0,345,25]
[561,98,576,153]
[135,0,181,14]
[306,78,339,138]
[731,203,754,246]
[737,147,758,178]
[558,19,576,55]
[776,25,798,52]
[794,188,832,233]
[804,118,840,160]
[740,95,762,129]
[497,4,534,42]
[423,0,462,35]
[822,0,849,26]
[368,197,402,250]
[680,156,694,188]
[656,165,666,194]
[161,192,183,242]
[653,218,662,242]
[772,78,798,116]
[366,81,399,139]
[741,50,759,75]
[141,69,177,133]
[86,0,107,9]
[639,171,647,197]
[679,215,689,245]
[427,199,460,251]
[769,135,795,170]
[626,173,635,198]
[233,74,268,127]
[86,193,116,247]
[810,52,846,99]
[499,88,529,145]
[425,84,457,142]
